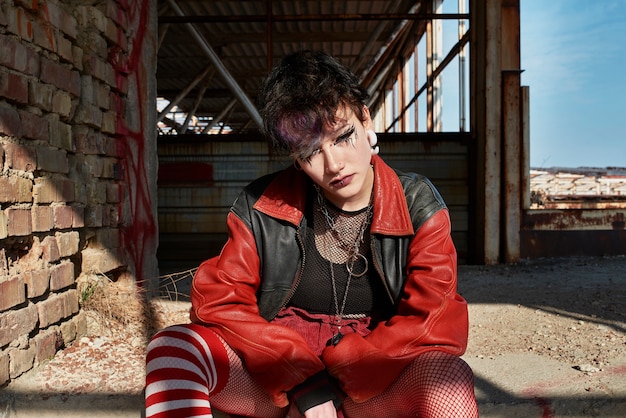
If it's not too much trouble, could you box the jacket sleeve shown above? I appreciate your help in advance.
[190,212,325,407]
[321,209,468,402]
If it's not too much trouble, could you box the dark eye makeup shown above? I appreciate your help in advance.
[298,124,356,163]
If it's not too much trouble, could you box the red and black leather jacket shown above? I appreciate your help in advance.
[191,155,469,407]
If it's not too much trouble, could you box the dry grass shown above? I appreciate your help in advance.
[76,270,195,339]
[77,273,155,337]
[156,268,197,302]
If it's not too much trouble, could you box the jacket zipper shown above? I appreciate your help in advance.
[279,226,306,311]
[371,238,395,305]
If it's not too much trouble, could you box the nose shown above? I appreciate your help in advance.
[323,147,344,175]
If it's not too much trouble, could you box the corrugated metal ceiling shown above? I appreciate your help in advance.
[156,0,436,135]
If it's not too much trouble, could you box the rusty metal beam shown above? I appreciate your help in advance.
[165,0,264,131]
[426,16,434,132]
[385,30,470,133]
[178,75,212,134]
[483,0,502,264]
[396,62,405,131]
[501,0,522,263]
[157,65,214,123]
[158,13,470,24]
[352,0,417,80]
[469,0,502,264]
[157,23,169,49]
[523,209,626,231]
[521,86,531,211]
[413,43,419,131]
[520,229,626,258]
[200,99,237,134]
[502,70,522,262]
[364,19,416,108]
[426,0,444,133]
[458,0,468,131]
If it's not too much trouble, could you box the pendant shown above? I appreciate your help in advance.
[346,253,368,277]
[327,331,344,347]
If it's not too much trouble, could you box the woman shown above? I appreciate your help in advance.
[146,50,478,418]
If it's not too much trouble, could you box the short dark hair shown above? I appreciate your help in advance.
[258,50,370,158]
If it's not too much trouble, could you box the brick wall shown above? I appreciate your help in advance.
[0,0,158,386]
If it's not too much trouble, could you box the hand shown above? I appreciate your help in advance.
[304,400,337,418]
[287,400,338,418]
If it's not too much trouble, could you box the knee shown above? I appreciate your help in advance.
[445,354,473,377]
[147,324,195,351]
[146,324,231,396]
[413,351,475,384]
[410,352,478,417]
[451,356,475,386]
[146,323,224,356]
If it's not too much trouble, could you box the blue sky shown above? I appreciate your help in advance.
[521,1,626,168]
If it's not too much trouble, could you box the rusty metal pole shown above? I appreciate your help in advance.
[413,44,419,131]
[397,61,404,131]
[426,17,433,132]
[501,0,522,263]
[469,0,502,264]
[521,86,531,211]
[433,0,443,132]
[458,0,467,132]
[502,70,522,262]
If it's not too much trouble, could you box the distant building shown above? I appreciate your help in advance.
[530,167,626,209]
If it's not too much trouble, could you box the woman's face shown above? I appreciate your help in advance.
[296,106,374,211]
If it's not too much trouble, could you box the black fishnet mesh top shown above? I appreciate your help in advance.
[288,196,392,317]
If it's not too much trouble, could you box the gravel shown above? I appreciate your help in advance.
[5,256,626,412]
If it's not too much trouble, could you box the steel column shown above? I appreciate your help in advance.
[501,0,522,263]
[458,0,467,132]
[521,86,531,211]
[502,70,522,262]
[470,0,502,264]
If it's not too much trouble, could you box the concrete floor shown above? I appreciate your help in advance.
[2,352,626,418]
[2,256,625,417]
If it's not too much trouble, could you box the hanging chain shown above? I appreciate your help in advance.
[314,184,373,342]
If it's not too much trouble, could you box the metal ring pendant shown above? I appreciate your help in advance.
[346,253,368,278]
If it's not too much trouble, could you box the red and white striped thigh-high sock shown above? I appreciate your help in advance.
[145,323,287,418]
[145,324,230,418]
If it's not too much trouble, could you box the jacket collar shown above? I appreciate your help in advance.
[253,155,414,236]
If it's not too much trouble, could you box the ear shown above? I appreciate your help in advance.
[367,130,379,155]
[361,105,372,129]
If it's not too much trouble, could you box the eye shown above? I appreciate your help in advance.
[299,148,321,163]
[334,125,356,146]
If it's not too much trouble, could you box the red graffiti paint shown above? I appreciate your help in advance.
[534,397,554,418]
[108,0,157,283]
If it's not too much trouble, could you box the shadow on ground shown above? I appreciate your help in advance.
[1,256,624,417]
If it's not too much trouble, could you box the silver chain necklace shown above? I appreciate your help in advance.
[314,184,373,345]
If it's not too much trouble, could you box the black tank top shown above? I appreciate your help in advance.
[288,199,391,317]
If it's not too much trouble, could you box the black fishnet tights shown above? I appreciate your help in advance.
[342,350,479,418]
[210,335,286,418]
[146,325,478,418]
[216,346,477,418]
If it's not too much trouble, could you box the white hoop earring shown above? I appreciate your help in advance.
[367,130,379,155]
